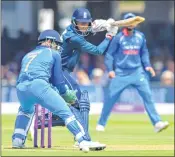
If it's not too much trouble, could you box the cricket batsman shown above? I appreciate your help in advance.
[12,29,105,152]
[96,13,169,133]
[56,7,119,148]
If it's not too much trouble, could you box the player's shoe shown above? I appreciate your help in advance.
[79,140,106,152]
[75,141,106,150]
[12,138,25,149]
[96,124,105,131]
[154,121,169,133]
[79,141,90,152]
[90,141,106,151]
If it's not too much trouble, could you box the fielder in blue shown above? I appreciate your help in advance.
[54,8,118,148]
[12,29,104,152]
[96,13,169,133]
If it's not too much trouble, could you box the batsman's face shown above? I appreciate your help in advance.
[76,22,89,33]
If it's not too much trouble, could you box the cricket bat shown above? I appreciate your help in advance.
[110,16,145,27]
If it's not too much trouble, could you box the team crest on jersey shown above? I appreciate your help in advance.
[84,12,87,18]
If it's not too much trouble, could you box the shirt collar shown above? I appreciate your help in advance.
[122,28,135,36]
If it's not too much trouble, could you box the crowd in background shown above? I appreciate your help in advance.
[1,22,174,88]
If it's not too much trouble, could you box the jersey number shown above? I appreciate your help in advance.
[24,53,38,72]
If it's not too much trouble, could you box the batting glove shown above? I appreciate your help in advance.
[105,26,118,39]
[105,19,118,39]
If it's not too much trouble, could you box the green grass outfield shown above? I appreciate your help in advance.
[1,114,174,156]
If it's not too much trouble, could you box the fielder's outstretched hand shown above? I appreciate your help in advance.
[145,67,156,77]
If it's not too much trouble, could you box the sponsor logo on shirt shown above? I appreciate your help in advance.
[122,45,140,55]
[123,50,139,55]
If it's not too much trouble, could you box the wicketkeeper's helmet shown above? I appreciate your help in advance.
[38,29,62,50]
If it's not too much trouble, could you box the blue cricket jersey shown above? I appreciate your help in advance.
[105,28,151,76]
[17,45,67,94]
[61,25,111,72]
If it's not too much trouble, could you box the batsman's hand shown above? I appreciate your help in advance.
[92,19,108,33]
[61,89,77,104]
[108,71,116,78]
[145,67,156,77]
[106,22,118,39]
[105,18,115,30]
[92,18,117,33]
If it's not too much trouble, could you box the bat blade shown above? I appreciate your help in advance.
[111,16,145,27]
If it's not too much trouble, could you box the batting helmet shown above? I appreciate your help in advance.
[71,8,92,36]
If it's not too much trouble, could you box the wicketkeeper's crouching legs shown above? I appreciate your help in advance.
[12,79,92,149]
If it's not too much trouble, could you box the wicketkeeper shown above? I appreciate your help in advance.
[11,29,104,152]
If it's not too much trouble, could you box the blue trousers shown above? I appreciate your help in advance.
[13,79,87,143]
[98,69,161,127]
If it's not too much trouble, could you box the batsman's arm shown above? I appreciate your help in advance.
[70,25,118,55]
[71,36,111,55]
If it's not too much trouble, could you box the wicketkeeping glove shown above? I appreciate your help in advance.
[61,89,77,104]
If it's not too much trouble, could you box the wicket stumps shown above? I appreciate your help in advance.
[34,104,52,148]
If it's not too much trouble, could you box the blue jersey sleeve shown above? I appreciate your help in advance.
[104,35,119,72]
[52,51,67,95]
[140,35,151,68]
[71,36,111,55]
